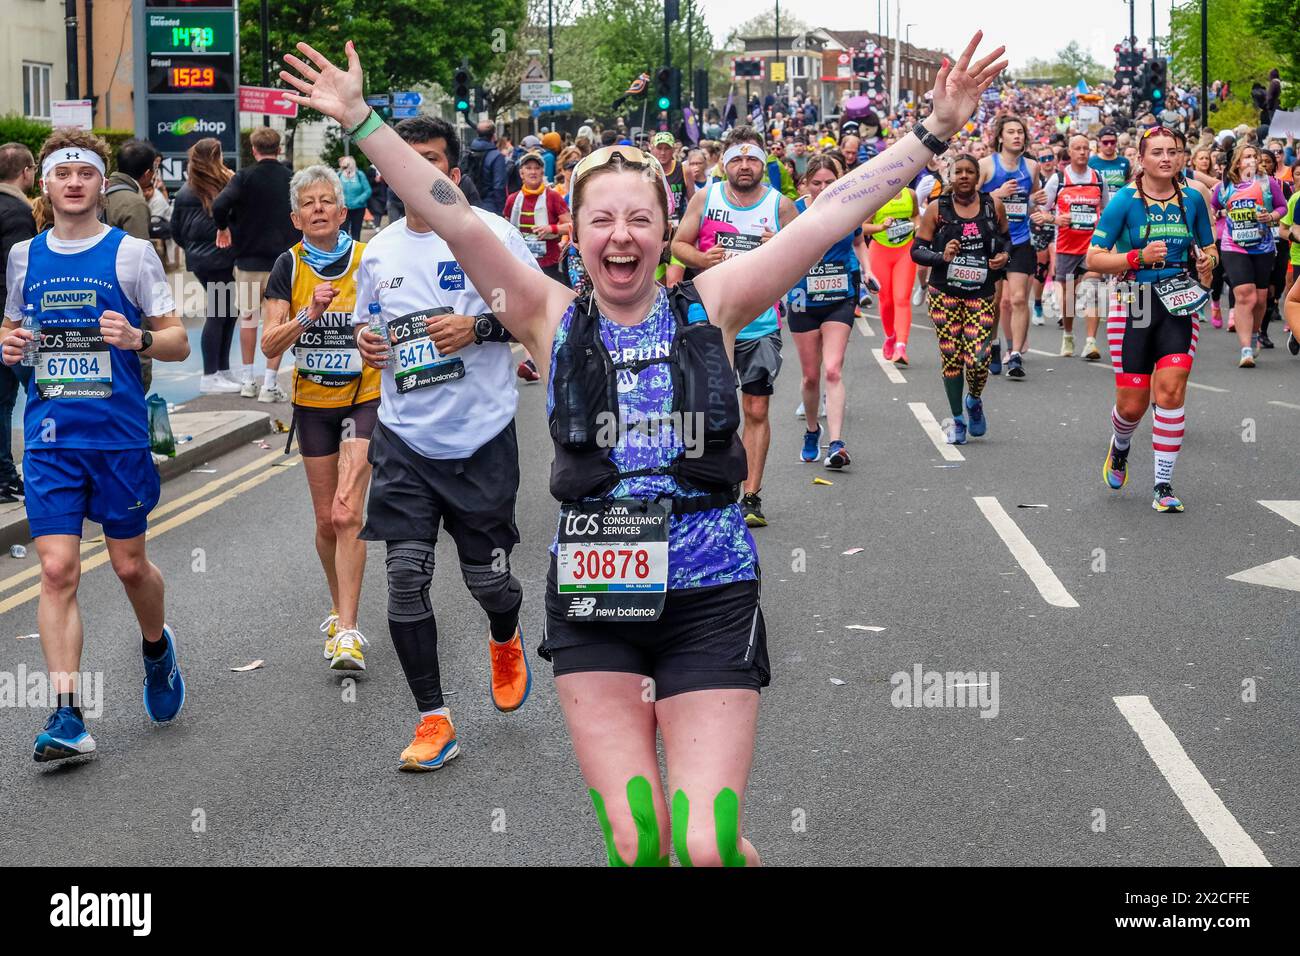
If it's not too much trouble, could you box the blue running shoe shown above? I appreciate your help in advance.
[1103,438,1129,490]
[801,425,822,463]
[944,417,967,445]
[824,440,851,469]
[143,625,186,723]
[965,395,987,437]
[989,342,1002,375]
[33,707,96,762]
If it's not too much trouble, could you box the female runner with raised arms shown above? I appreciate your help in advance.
[280,33,1006,866]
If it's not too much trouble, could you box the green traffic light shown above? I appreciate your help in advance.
[1153,90,1163,100]
[457,99,469,110]
[658,96,671,109]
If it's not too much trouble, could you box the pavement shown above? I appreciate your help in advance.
[0,297,1296,866]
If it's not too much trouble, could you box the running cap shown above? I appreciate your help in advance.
[651,131,675,147]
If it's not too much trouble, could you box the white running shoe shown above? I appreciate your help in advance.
[258,383,289,403]
[239,380,260,398]
[911,285,923,306]
[1060,334,1075,357]
[199,373,242,394]
[794,396,827,419]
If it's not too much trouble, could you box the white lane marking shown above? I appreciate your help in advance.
[1027,348,1058,358]
[1113,695,1271,867]
[1268,400,1300,410]
[1187,381,1228,393]
[972,496,1079,608]
[1226,555,1300,593]
[871,348,907,384]
[1258,500,1300,528]
[908,402,964,461]
[855,316,875,337]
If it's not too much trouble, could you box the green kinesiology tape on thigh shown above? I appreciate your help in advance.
[589,777,668,867]
[672,787,748,867]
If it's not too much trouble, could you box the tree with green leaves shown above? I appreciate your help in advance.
[1168,0,1289,113]
[240,0,527,154]
[1014,41,1108,86]
[724,5,809,50]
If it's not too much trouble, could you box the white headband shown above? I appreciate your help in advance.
[42,148,106,182]
[723,143,769,168]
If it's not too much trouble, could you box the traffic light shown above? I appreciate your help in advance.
[654,66,680,111]
[1148,57,1167,105]
[473,86,486,114]
[453,64,472,116]
[693,68,708,111]
[852,53,871,75]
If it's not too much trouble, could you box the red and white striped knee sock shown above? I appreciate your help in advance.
[1111,406,1140,451]
[1152,404,1185,484]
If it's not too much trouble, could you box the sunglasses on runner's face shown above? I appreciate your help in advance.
[1100,138,1117,146]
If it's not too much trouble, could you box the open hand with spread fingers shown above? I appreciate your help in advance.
[926,32,1009,141]
[280,41,371,132]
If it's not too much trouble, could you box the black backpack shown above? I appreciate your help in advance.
[460,146,493,202]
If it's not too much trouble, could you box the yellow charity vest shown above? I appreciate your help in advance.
[288,240,381,409]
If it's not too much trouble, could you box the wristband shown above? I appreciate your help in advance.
[347,109,385,142]
[1126,249,1141,270]
[296,307,314,330]
[912,121,948,155]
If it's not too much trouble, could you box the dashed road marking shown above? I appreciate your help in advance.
[1113,695,1271,867]
[908,402,964,461]
[871,348,908,384]
[972,496,1079,608]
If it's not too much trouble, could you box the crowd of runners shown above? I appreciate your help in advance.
[2,25,1297,866]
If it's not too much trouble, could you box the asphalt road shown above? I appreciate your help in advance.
[0,298,1296,867]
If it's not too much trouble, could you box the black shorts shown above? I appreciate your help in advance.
[787,296,857,334]
[1004,241,1037,275]
[539,559,770,699]
[732,331,783,396]
[1113,288,1197,387]
[360,420,520,561]
[293,400,379,458]
[1221,250,1275,289]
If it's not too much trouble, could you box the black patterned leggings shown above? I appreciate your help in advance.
[928,291,998,414]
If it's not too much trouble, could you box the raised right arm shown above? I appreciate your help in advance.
[280,42,571,358]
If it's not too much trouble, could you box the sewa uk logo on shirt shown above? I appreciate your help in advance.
[437,261,465,291]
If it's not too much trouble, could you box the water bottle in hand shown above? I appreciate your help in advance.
[20,304,39,367]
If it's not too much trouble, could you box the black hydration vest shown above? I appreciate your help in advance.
[931,192,1000,297]
[548,280,747,510]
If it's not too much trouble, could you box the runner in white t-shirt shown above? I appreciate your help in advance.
[349,116,540,772]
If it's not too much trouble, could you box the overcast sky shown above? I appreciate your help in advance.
[698,0,1173,69]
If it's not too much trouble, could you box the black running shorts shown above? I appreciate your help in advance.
[360,420,521,560]
[293,400,379,458]
[539,558,771,699]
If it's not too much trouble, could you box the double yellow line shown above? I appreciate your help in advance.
[0,448,300,615]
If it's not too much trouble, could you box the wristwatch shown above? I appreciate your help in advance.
[913,120,948,155]
[136,329,153,353]
[474,314,494,344]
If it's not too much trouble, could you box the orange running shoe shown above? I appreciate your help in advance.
[489,627,532,713]
[398,713,459,771]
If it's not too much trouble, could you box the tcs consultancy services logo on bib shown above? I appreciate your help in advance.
[157,116,227,137]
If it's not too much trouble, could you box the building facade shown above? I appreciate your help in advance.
[730,27,946,120]
[2,0,69,121]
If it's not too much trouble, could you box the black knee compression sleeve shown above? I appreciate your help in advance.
[385,540,443,710]
[386,540,435,622]
[461,560,523,640]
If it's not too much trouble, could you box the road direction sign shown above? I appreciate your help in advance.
[391,91,422,107]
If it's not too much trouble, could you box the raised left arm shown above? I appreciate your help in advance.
[695,32,1006,337]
